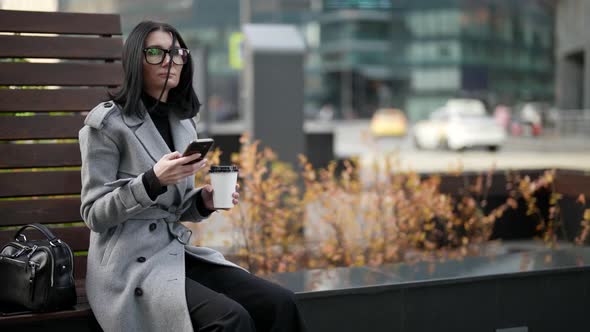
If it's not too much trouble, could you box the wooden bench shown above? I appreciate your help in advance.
[0,9,123,331]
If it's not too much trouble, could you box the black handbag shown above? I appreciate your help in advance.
[0,223,77,313]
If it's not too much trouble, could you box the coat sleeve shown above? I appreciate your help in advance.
[79,125,156,233]
[178,187,211,222]
[177,114,212,222]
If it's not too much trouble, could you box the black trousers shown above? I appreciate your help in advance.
[185,254,307,332]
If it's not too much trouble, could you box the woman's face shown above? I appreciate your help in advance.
[142,30,183,101]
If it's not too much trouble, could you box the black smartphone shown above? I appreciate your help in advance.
[182,138,214,164]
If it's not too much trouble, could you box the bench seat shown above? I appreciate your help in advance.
[0,9,122,331]
[0,280,100,331]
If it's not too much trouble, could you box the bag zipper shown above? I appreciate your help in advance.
[0,256,27,265]
[1,242,29,258]
[27,245,38,258]
[29,260,38,302]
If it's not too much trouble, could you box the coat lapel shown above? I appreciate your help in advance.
[169,111,196,197]
[122,102,197,199]
[123,104,171,165]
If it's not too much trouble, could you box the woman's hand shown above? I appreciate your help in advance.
[201,184,240,211]
[154,152,207,186]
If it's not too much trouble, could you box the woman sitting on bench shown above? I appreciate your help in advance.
[79,21,307,332]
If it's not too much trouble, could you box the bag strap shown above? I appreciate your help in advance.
[14,223,59,244]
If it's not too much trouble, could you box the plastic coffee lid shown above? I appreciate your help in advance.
[209,165,239,173]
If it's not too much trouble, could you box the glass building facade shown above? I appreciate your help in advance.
[320,0,555,120]
[57,0,555,122]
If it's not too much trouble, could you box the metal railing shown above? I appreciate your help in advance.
[555,109,590,137]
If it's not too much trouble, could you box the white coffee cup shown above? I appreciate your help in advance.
[209,165,239,209]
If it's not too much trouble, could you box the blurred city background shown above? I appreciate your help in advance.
[2,5,590,329]
[2,0,589,171]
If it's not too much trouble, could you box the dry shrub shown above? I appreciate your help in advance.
[190,135,584,275]
[574,194,590,245]
[225,135,305,274]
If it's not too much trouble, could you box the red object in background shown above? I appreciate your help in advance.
[532,123,542,136]
[510,121,543,137]
[510,122,523,136]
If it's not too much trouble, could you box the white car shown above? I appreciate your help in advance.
[413,99,506,151]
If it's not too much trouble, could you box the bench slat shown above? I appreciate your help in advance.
[0,226,89,252]
[0,63,123,86]
[0,88,109,112]
[0,9,121,35]
[0,115,85,140]
[0,198,82,226]
[0,35,123,60]
[74,255,88,280]
[0,143,81,168]
[0,303,92,324]
[0,171,81,197]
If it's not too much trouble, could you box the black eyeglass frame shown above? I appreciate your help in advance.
[142,47,190,65]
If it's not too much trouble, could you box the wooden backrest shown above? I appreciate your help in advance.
[0,10,123,279]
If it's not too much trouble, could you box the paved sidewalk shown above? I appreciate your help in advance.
[360,150,590,174]
[503,135,590,152]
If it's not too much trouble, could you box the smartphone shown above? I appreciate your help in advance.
[182,138,214,164]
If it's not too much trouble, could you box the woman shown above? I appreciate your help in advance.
[79,21,306,332]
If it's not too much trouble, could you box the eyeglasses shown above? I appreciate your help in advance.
[143,47,190,65]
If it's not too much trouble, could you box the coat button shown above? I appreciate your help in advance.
[137,257,146,263]
[149,223,157,231]
[134,287,143,296]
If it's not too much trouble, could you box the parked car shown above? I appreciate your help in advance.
[413,99,506,151]
[370,108,408,137]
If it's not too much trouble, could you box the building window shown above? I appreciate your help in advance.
[408,41,460,64]
[406,9,461,38]
[323,0,391,10]
[411,67,460,91]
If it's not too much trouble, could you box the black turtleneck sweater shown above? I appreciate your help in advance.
[141,93,213,216]
[143,92,175,151]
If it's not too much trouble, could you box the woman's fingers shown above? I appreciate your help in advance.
[156,152,210,185]
[163,151,182,160]
[202,184,213,193]
[194,159,208,169]
[186,159,207,173]
[174,153,201,165]
[176,159,207,177]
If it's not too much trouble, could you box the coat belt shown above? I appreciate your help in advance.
[129,207,192,245]
[131,207,180,221]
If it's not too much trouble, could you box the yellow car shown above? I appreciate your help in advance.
[370,108,408,137]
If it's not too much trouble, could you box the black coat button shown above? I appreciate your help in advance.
[137,257,146,263]
[149,223,157,231]
[134,287,143,296]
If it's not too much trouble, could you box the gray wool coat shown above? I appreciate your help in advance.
[79,101,243,332]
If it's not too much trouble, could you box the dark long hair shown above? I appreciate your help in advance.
[109,21,201,119]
